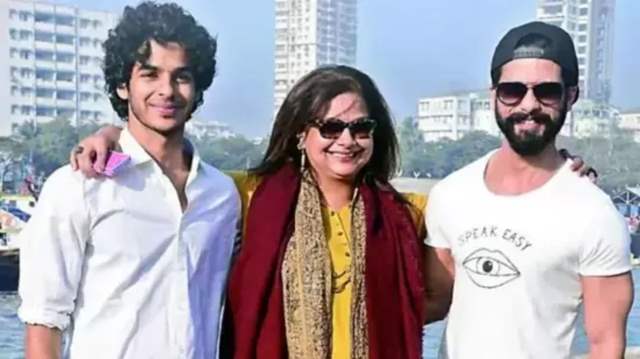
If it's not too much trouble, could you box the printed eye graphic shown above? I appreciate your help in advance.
[462,248,521,289]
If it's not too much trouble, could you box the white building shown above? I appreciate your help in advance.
[536,0,615,102]
[0,0,119,136]
[273,0,357,114]
[619,109,640,142]
[186,118,235,140]
[416,90,501,142]
[567,98,619,138]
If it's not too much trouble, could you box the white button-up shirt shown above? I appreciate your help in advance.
[18,128,240,359]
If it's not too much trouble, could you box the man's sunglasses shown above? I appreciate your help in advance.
[312,117,377,140]
[495,82,565,106]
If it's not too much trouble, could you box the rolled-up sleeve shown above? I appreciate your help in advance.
[18,167,90,330]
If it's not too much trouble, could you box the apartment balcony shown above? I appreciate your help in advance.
[35,60,56,70]
[55,62,76,72]
[10,97,36,106]
[35,79,56,88]
[56,99,76,108]
[55,80,76,90]
[55,24,76,35]
[35,41,55,51]
[35,97,56,107]
[34,21,55,33]
[55,43,76,54]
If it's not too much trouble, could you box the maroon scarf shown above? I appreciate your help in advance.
[225,164,425,359]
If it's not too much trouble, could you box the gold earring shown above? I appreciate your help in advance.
[297,137,306,169]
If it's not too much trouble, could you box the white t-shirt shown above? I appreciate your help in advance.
[425,151,631,359]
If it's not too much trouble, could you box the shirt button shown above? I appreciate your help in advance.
[330,211,335,216]
[337,232,343,236]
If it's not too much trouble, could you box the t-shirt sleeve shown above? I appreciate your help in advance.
[578,204,632,276]
[424,183,451,249]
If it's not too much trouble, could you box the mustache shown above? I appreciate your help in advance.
[506,112,553,125]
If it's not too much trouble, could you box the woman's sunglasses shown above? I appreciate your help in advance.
[312,117,377,140]
[495,82,565,106]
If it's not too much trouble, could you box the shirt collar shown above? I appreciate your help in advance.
[119,127,202,179]
[119,127,154,167]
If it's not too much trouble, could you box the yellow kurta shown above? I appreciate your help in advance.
[228,171,427,359]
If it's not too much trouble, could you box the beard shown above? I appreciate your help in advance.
[495,102,567,156]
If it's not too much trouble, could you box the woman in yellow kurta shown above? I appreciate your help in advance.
[229,171,426,359]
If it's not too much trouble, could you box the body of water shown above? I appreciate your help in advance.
[2,269,639,358]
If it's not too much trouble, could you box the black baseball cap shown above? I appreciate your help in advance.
[491,21,579,86]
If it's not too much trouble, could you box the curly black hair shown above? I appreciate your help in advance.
[103,2,217,120]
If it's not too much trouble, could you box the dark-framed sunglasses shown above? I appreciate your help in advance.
[312,117,377,140]
[496,82,565,106]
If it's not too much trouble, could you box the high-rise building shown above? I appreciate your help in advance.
[536,0,615,102]
[0,0,119,136]
[273,0,357,114]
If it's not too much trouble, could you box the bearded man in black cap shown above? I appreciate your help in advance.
[423,21,633,358]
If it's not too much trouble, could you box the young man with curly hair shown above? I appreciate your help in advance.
[18,3,239,358]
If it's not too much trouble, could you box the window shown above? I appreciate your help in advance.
[92,20,102,28]
[35,31,55,42]
[11,86,19,96]
[21,106,32,115]
[36,107,55,117]
[57,72,74,82]
[20,68,33,79]
[93,93,102,102]
[79,18,91,28]
[57,53,75,63]
[36,69,54,81]
[20,30,32,40]
[57,35,74,45]
[79,56,90,65]
[11,105,20,115]
[578,23,587,31]
[36,88,55,98]
[19,11,31,21]
[35,50,54,61]
[80,74,91,83]
[80,92,91,102]
[79,37,90,47]
[55,15,74,27]
[579,8,588,16]
[20,50,31,59]
[9,9,17,19]
[10,29,18,40]
[34,12,54,23]
[58,108,75,119]
[57,90,75,100]
[21,87,34,97]
[10,48,18,58]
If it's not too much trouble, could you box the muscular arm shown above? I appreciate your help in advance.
[423,245,455,324]
[582,272,633,359]
[25,325,62,359]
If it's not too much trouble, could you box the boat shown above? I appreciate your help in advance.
[0,202,29,292]
[0,247,18,292]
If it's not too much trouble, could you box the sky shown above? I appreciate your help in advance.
[62,0,640,137]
